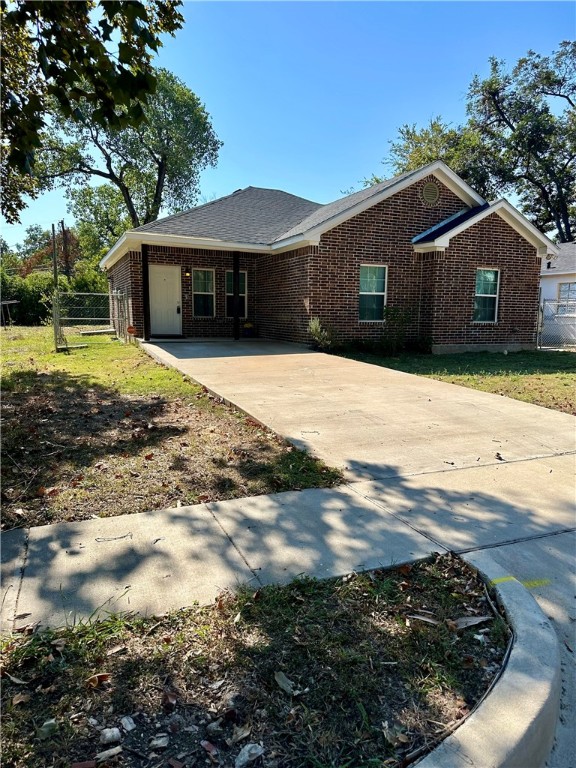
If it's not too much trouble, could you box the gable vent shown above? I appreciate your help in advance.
[422,181,440,205]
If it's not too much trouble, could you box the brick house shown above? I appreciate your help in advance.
[100,160,558,353]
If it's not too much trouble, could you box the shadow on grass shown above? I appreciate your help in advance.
[1,369,339,531]
[0,556,507,768]
[1,369,183,523]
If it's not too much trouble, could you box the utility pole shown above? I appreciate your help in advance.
[52,223,58,285]
[52,223,59,351]
[60,219,71,278]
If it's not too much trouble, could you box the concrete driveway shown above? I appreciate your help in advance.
[143,340,575,480]
[144,339,576,767]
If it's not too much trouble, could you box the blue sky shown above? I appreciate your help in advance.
[2,0,573,248]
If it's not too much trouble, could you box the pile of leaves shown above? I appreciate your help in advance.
[1,553,509,768]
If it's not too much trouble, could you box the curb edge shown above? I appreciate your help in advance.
[415,550,561,768]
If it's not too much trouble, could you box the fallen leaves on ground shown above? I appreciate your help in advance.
[0,554,509,768]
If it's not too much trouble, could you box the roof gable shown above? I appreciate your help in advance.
[275,161,485,243]
[412,199,558,257]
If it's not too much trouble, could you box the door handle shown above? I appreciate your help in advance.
[176,306,181,314]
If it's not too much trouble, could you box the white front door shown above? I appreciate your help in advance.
[149,264,182,336]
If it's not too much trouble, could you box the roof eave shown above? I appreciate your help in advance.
[100,232,274,270]
[418,199,559,256]
[540,268,576,277]
[413,244,447,253]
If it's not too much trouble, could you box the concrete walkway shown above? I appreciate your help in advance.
[1,340,575,765]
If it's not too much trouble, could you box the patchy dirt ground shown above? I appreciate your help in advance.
[1,554,509,768]
[1,373,340,531]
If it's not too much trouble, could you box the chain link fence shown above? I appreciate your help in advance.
[53,291,128,351]
[538,300,576,350]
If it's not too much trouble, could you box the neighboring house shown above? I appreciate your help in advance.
[101,160,558,353]
[539,242,576,347]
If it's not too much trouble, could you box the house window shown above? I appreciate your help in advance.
[473,268,500,322]
[192,269,215,317]
[225,271,247,318]
[359,265,387,321]
[558,282,576,315]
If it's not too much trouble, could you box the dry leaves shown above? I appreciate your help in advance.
[85,672,111,688]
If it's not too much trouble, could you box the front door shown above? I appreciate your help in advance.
[149,264,182,336]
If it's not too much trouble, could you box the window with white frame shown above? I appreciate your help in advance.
[225,271,247,318]
[558,282,576,315]
[192,269,215,317]
[473,268,500,322]
[359,264,387,321]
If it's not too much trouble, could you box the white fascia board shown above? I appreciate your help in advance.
[100,232,131,270]
[282,160,486,245]
[270,236,319,253]
[413,244,447,253]
[433,199,559,255]
[428,161,486,208]
[100,232,272,270]
[100,231,322,270]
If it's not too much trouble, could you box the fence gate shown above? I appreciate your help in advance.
[538,300,576,350]
[53,291,128,351]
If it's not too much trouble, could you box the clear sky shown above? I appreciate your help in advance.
[2,0,573,248]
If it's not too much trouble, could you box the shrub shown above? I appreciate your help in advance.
[378,306,413,356]
[0,268,69,325]
[308,317,334,352]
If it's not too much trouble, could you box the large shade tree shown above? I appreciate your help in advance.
[368,42,575,242]
[0,0,184,222]
[40,68,222,227]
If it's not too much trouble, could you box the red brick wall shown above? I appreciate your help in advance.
[304,180,539,350]
[254,246,313,342]
[107,251,143,335]
[429,213,540,348]
[310,176,465,343]
[106,176,541,350]
[108,246,259,338]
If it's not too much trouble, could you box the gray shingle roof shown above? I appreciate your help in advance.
[541,242,576,274]
[133,187,322,245]
[131,167,429,247]
[275,168,422,241]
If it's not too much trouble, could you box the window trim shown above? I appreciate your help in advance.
[473,267,500,324]
[359,263,388,323]
[557,281,576,316]
[225,270,248,319]
[192,268,215,318]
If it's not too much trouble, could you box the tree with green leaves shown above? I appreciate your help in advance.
[369,41,575,242]
[0,0,184,222]
[68,185,132,263]
[365,118,499,201]
[40,68,222,227]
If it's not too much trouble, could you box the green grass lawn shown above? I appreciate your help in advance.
[2,326,203,399]
[344,349,576,415]
[1,327,340,529]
